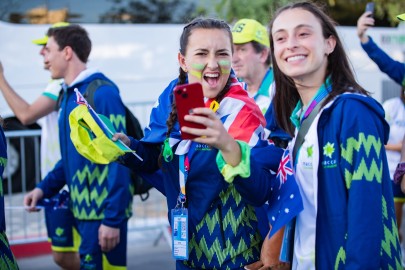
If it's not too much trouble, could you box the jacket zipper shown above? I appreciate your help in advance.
[218,204,226,246]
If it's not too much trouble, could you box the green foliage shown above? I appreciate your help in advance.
[213,0,292,25]
[211,0,405,27]
[102,0,198,23]
[373,0,405,26]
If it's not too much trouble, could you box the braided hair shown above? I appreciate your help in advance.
[159,18,233,165]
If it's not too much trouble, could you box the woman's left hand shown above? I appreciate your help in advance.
[182,107,241,166]
[182,107,234,151]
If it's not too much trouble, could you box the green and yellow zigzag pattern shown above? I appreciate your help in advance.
[341,133,383,189]
[334,196,402,269]
[109,114,126,133]
[70,164,132,219]
[184,185,261,268]
[0,232,18,270]
[334,134,402,269]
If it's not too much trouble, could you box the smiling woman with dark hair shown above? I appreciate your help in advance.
[270,2,402,269]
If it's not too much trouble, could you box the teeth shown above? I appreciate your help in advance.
[205,73,219,78]
[287,55,305,62]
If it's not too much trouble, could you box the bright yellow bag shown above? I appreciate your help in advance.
[69,105,131,164]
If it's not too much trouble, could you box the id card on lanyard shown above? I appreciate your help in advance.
[172,154,189,260]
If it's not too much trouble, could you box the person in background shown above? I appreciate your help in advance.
[0,22,80,270]
[23,24,133,270]
[231,18,292,270]
[113,17,302,269]
[232,18,272,114]
[357,11,405,87]
[358,10,405,264]
[270,1,401,268]
[0,116,19,270]
[231,18,291,149]
[382,87,405,259]
[392,12,405,190]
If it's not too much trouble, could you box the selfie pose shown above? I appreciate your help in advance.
[114,18,302,269]
[270,2,402,269]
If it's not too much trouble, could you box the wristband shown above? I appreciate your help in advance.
[216,140,250,183]
[393,162,405,184]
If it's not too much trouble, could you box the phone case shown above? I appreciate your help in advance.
[174,82,206,140]
[365,2,374,16]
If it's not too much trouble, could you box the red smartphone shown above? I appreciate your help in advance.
[365,2,374,17]
[173,82,206,140]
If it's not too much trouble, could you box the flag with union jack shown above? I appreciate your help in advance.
[73,88,114,137]
[74,88,90,107]
[267,148,303,237]
[143,70,267,150]
[277,148,294,188]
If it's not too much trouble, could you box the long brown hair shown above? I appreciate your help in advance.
[270,1,369,135]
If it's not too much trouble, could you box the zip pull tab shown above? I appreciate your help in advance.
[210,100,219,112]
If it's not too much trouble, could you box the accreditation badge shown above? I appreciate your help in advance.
[171,207,189,260]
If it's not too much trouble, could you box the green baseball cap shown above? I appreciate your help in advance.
[32,22,70,45]
[397,13,405,21]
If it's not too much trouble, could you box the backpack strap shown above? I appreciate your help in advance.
[292,100,325,166]
[55,88,64,111]
[54,79,113,111]
[83,79,113,111]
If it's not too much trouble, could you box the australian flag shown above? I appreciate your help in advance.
[73,88,114,137]
[74,88,90,107]
[267,148,303,237]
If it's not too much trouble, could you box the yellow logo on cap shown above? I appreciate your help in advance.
[232,18,270,48]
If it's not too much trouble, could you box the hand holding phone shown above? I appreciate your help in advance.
[174,82,206,140]
[365,2,374,17]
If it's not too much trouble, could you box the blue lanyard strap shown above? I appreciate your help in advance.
[301,83,331,122]
[178,154,189,205]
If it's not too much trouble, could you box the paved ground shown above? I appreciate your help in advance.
[16,225,175,270]
[8,189,176,269]
[10,191,405,269]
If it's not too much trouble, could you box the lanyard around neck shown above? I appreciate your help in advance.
[292,84,331,165]
[178,152,189,201]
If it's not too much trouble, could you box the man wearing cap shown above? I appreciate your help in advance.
[231,18,291,149]
[232,18,291,270]
[23,24,133,270]
[0,22,81,270]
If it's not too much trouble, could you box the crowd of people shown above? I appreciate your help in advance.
[0,1,404,270]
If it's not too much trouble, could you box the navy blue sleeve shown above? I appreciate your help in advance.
[338,98,393,267]
[361,37,405,87]
[234,145,303,237]
[265,103,291,141]
[92,83,133,227]
[37,159,66,198]
[120,138,161,172]
[233,144,284,206]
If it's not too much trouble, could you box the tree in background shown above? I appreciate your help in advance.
[327,0,405,26]
[213,0,405,27]
[101,0,201,23]
[1,0,404,26]
[213,0,290,25]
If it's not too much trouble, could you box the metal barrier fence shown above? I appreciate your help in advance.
[3,101,171,247]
